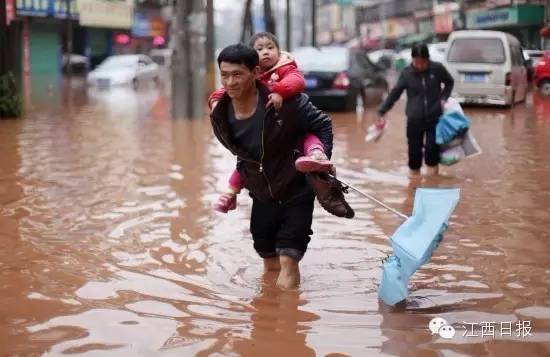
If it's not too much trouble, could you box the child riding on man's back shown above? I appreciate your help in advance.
[210,32,354,219]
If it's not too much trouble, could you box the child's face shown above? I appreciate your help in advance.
[253,37,280,71]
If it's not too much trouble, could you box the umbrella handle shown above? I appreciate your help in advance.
[331,175,409,220]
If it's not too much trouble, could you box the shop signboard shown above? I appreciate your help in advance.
[132,11,149,37]
[467,7,517,29]
[52,0,78,19]
[16,0,50,17]
[16,0,78,19]
[467,5,544,29]
[6,0,15,24]
[77,0,133,29]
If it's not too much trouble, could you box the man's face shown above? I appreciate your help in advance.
[220,62,259,100]
[412,57,429,72]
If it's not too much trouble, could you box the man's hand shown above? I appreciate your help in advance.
[375,115,387,129]
[365,115,387,143]
[266,93,283,110]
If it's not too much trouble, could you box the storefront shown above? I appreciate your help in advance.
[433,2,461,41]
[77,0,134,66]
[466,4,546,49]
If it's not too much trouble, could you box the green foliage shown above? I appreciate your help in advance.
[0,72,22,118]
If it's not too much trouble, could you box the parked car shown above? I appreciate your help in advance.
[87,54,159,89]
[534,50,550,96]
[62,54,89,74]
[525,50,545,67]
[368,49,397,70]
[293,46,361,111]
[444,30,528,107]
[150,48,173,68]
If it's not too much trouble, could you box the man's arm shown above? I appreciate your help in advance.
[439,63,454,101]
[377,71,407,116]
[294,94,333,158]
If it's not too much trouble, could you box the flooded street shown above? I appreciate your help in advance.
[1,83,550,356]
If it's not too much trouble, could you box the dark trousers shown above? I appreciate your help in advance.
[250,192,314,262]
[406,120,440,170]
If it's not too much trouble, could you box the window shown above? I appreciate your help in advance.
[447,38,506,64]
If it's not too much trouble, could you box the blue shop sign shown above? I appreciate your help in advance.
[16,0,78,19]
[16,0,51,17]
[132,12,150,37]
[467,7,517,29]
[52,0,79,19]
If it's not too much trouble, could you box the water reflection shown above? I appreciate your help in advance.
[232,272,317,356]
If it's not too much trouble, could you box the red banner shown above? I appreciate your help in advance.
[6,0,15,25]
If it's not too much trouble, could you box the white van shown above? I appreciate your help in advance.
[444,30,528,106]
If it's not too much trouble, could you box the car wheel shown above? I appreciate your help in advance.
[132,78,139,90]
[540,80,550,96]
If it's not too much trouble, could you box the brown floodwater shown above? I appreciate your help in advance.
[1,81,550,356]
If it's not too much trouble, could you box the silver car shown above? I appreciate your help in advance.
[87,55,160,89]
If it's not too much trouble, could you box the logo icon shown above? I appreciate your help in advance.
[438,324,456,339]
[429,317,456,339]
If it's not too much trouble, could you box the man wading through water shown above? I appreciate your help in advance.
[376,43,454,177]
[210,43,348,289]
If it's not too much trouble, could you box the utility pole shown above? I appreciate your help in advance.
[241,0,254,43]
[206,0,215,93]
[0,0,9,77]
[311,0,317,47]
[172,0,205,120]
[66,0,73,78]
[286,0,291,51]
[264,0,276,34]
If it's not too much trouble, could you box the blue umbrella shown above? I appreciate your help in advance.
[335,178,460,306]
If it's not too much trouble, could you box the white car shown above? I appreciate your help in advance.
[150,48,173,68]
[87,55,159,89]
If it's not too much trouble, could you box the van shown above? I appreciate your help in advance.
[443,30,528,106]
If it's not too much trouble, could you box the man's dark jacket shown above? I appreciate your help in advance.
[210,82,333,204]
[378,61,454,123]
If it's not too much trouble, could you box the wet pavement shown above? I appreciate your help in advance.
[1,81,550,356]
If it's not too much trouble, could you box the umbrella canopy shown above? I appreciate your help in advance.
[331,176,461,306]
[379,188,460,306]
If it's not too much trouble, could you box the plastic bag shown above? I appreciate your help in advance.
[365,121,388,142]
[440,145,465,166]
[436,111,471,145]
[443,97,464,115]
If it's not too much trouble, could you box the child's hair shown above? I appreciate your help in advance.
[249,32,280,51]
[217,43,259,70]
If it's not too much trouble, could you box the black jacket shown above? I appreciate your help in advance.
[210,82,333,204]
[378,61,454,123]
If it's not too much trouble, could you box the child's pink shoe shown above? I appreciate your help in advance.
[295,149,333,173]
[214,193,237,213]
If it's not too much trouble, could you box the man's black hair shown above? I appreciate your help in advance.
[217,43,259,70]
[411,43,430,58]
[249,32,280,50]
